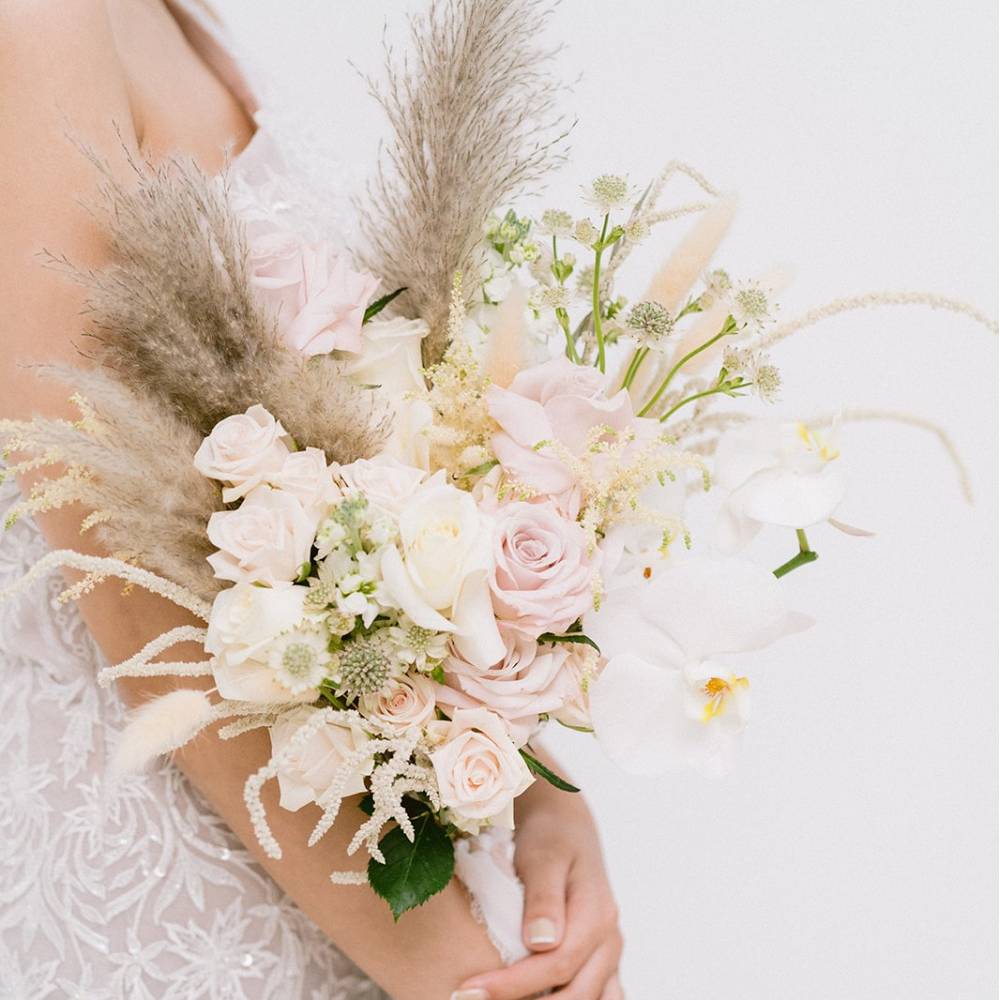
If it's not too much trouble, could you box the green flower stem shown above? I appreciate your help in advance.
[620,346,649,390]
[592,214,610,373]
[558,308,580,363]
[773,529,819,579]
[658,379,748,423]
[637,316,737,417]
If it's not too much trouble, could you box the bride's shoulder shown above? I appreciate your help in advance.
[0,0,134,139]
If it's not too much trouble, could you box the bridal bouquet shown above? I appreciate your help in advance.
[1,0,993,921]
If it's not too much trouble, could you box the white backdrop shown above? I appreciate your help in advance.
[215,2,998,997]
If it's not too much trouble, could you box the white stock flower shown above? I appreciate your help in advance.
[585,556,811,776]
[207,486,318,586]
[429,708,534,829]
[269,706,371,811]
[193,404,291,502]
[380,482,504,669]
[714,420,847,552]
[205,584,319,703]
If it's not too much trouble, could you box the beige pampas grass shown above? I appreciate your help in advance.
[1,366,223,601]
[55,146,387,465]
[357,0,571,365]
[112,688,215,773]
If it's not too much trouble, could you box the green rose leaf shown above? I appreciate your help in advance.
[519,748,580,793]
[368,799,455,921]
[363,286,408,324]
[537,631,600,653]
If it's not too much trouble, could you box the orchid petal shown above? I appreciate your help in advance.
[736,463,847,528]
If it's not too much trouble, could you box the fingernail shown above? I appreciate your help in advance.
[450,990,489,1000]
[527,916,558,945]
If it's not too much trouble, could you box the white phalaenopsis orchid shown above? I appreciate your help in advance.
[585,556,811,776]
[714,419,847,552]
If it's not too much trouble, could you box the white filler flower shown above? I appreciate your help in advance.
[585,556,810,776]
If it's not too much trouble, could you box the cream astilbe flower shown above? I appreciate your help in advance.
[714,419,848,552]
[586,556,811,776]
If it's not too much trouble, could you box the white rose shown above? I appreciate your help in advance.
[380,395,434,471]
[205,583,315,703]
[342,317,429,396]
[359,675,436,734]
[380,483,504,668]
[269,706,371,811]
[207,486,317,586]
[429,708,534,828]
[194,404,291,502]
[270,447,341,519]
[337,455,433,516]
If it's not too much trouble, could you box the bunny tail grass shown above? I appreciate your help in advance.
[112,689,215,773]
[357,0,571,365]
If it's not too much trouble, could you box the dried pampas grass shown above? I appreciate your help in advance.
[1,366,223,601]
[53,145,388,465]
[357,0,571,364]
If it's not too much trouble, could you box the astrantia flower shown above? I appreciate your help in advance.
[385,617,449,672]
[731,281,773,330]
[626,301,675,345]
[584,174,632,213]
[539,209,574,237]
[573,219,598,245]
[714,419,847,552]
[267,629,332,694]
[586,556,810,775]
[700,268,732,308]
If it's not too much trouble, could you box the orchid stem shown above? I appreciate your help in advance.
[773,529,819,578]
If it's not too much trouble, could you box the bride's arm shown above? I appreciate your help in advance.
[0,9,503,998]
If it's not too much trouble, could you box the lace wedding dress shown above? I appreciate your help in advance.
[0,4,524,997]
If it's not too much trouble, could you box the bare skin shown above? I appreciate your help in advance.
[0,1,624,996]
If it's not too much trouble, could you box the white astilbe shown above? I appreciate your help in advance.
[357,0,571,364]
[97,625,210,687]
[754,291,999,350]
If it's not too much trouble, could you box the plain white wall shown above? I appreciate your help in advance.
[214,2,998,997]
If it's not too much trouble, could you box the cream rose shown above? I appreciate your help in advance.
[269,706,371,811]
[489,501,596,637]
[337,455,433,516]
[435,628,575,745]
[248,231,379,357]
[205,584,316,703]
[359,675,437,734]
[193,404,291,502]
[429,708,534,828]
[342,316,429,396]
[270,447,341,519]
[380,482,504,668]
[206,485,318,586]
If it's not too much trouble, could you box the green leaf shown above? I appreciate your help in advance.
[430,664,446,685]
[363,287,408,324]
[367,801,455,921]
[462,460,498,479]
[519,749,580,793]
[537,631,601,653]
[358,794,374,816]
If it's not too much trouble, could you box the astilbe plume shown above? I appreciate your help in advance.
[0,366,222,601]
[357,0,571,364]
[53,146,388,464]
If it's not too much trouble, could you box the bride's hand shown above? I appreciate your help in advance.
[453,756,625,999]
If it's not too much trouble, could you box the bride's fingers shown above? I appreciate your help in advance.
[515,844,571,951]
[548,944,621,999]
[451,935,594,999]
[599,973,625,1000]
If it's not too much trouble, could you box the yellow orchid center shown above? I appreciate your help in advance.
[796,422,840,462]
[701,675,749,722]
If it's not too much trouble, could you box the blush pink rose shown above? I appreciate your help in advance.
[435,628,576,746]
[486,357,640,514]
[489,500,596,637]
[359,675,437,734]
[248,230,379,357]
